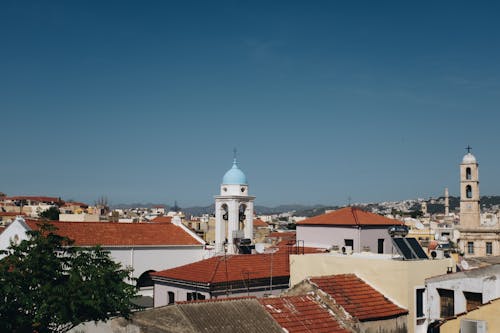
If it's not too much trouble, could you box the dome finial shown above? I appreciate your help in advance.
[465,145,472,154]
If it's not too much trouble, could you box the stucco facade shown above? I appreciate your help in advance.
[426,265,500,324]
[437,298,500,333]
[290,253,453,333]
[296,224,394,253]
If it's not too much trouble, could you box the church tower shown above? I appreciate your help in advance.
[459,148,480,229]
[215,155,255,254]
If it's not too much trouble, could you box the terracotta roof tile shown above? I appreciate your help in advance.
[310,274,408,321]
[152,253,290,284]
[25,220,203,246]
[297,207,403,226]
[253,218,268,227]
[151,215,173,223]
[259,295,351,333]
[269,231,296,239]
[0,212,26,217]
[5,196,63,203]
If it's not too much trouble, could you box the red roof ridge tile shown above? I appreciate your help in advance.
[176,296,257,305]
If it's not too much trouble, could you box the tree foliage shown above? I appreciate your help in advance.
[39,206,60,221]
[0,222,137,333]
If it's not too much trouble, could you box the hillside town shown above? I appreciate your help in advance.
[1,149,500,333]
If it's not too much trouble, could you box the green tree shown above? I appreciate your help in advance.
[39,206,60,221]
[0,222,137,333]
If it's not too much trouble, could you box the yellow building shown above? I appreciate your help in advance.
[437,298,500,333]
[290,252,453,333]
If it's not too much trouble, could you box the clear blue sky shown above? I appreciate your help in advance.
[1,1,500,207]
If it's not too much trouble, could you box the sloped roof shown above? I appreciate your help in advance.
[127,298,283,333]
[297,207,403,226]
[178,298,282,333]
[151,253,289,284]
[0,212,25,217]
[311,274,408,321]
[5,196,63,203]
[24,220,203,246]
[253,218,268,227]
[151,215,173,223]
[269,231,296,239]
[259,295,351,333]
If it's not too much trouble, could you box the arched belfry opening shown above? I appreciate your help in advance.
[466,185,472,199]
[466,167,472,180]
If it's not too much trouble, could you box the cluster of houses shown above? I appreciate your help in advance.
[1,151,500,332]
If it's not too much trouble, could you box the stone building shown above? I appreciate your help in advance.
[457,150,500,257]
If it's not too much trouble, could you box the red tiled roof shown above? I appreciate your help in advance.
[0,212,25,217]
[297,207,403,226]
[152,253,290,284]
[151,216,173,223]
[253,218,268,227]
[25,220,203,246]
[5,196,63,203]
[259,295,351,333]
[269,231,296,239]
[310,274,408,321]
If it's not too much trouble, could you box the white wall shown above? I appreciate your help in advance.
[297,225,358,249]
[109,246,206,279]
[427,271,500,321]
[0,219,29,257]
[154,282,283,307]
[297,225,394,253]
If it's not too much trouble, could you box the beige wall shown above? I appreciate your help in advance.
[439,298,500,333]
[290,253,453,333]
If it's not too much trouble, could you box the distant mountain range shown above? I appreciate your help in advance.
[112,195,500,217]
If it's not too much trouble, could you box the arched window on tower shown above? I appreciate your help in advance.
[466,167,472,180]
[466,185,472,199]
[239,204,247,230]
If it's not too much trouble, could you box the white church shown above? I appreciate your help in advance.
[214,156,255,254]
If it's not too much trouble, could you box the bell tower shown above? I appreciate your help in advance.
[459,146,480,229]
[215,153,255,254]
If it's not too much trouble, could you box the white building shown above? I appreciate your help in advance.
[426,264,500,327]
[214,157,255,254]
[0,217,207,296]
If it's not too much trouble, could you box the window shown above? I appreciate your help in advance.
[438,288,454,318]
[466,167,472,180]
[416,288,425,318]
[464,292,482,312]
[378,239,384,254]
[466,185,472,199]
[168,291,175,305]
[187,292,206,301]
[467,242,474,254]
[344,239,354,247]
[486,242,492,255]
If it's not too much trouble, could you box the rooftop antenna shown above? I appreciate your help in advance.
[348,196,352,207]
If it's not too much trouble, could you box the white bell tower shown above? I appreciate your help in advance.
[215,153,255,254]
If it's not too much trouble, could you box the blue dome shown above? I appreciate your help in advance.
[222,160,247,185]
